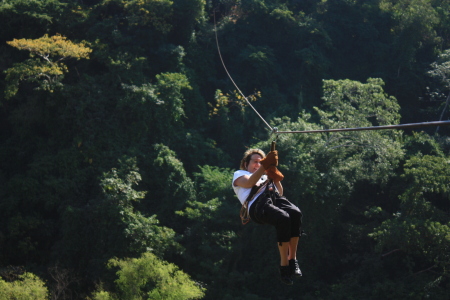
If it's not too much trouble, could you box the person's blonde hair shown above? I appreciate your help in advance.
[239,148,265,170]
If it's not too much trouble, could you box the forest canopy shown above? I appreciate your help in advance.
[0,0,449,299]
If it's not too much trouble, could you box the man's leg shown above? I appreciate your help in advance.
[278,241,290,266]
[278,242,293,285]
[253,197,294,284]
[288,237,299,260]
[288,237,302,277]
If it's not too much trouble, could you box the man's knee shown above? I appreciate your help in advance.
[276,210,291,228]
[293,207,302,220]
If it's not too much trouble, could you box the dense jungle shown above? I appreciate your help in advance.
[0,0,449,299]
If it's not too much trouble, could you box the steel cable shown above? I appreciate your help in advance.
[213,12,450,136]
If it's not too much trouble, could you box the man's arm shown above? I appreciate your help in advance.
[234,167,266,188]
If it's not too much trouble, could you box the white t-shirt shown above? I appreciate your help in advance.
[232,170,268,210]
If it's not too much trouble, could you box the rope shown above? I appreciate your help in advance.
[213,11,273,131]
[274,120,450,134]
[213,13,450,136]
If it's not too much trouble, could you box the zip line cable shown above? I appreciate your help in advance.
[213,12,450,136]
[275,120,450,134]
[213,11,273,132]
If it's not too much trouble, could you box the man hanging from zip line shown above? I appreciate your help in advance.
[232,148,303,285]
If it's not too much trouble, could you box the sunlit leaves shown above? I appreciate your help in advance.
[92,252,205,300]
[123,212,178,256]
[4,34,92,98]
[209,89,260,117]
[380,0,439,34]
[316,78,404,185]
[100,156,145,202]
[404,132,444,157]
[193,165,233,201]
[7,34,92,61]
[0,272,49,300]
[270,5,295,23]
[176,165,233,222]
[370,218,450,259]
[320,78,400,127]
[402,155,450,195]
[155,72,191,122]
[176,198,221,222]
[4,58,64,98]
[398,154,450,220]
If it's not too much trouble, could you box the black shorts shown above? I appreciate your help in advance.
[249,191,302,243]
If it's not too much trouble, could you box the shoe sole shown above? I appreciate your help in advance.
[280,279,293,285]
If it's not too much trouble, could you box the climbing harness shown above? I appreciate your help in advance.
[239,140,277,225]
[240,180,269,225]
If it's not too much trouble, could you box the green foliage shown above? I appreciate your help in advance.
[428,49,450,90]
[0,0,66,39]
[240,0,268,14]
[0,272,49,300]
[54,156,179,288]
[434,1,450,50]
[124,0,174,34]
[319,78,401,127]
[98,156,179,256]
[118,72,192,152]
[379,0,440,70]
[4,58,64,97]
[1,0,450,299]
[92,252,205,300]
[150,144,196,217]
[7,34,92,60]
[402,154,450,196]
[380,0,439,34]
[4,34,91,98]
[238,45,277,86]
[176,165,234,224]
[171,0,206,43]
[368,154,450,297]
[404,132,444,157]
[154,72,191,122]
[270,4,296,23]
[426,48,450,125]
[316,78,404,185]
[174,165,246,298]
[194,165,234,201]
[100,156,147,206]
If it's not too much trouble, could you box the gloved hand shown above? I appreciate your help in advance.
[266,166,284,182]
[260,150,278,169]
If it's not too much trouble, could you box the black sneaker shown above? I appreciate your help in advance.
[289,259,302,277]
[279,266,293,285]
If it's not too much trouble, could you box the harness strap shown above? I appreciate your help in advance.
[240,180,269,225]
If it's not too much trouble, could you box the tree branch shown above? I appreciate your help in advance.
[381,248,402,257]
[413,265,438,276]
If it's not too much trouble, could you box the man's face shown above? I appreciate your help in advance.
[246,154,262,173]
